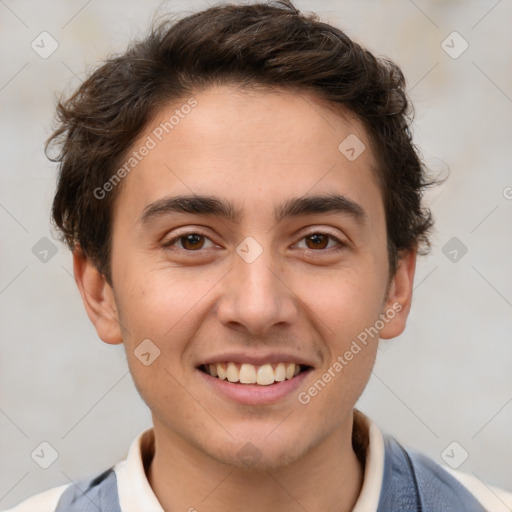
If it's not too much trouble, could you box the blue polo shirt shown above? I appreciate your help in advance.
[6,410,512,511]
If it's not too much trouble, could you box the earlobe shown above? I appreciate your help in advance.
[379,248,417,340]
[72,250,123,345]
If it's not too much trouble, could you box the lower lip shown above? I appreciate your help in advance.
[197,367,313,405]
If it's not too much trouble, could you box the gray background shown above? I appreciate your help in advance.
[1,0,511,508]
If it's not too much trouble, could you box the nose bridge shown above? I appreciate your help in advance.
[218,236,297,334]
[237,247,279,301]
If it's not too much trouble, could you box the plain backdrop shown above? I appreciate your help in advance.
[1,0,511,508]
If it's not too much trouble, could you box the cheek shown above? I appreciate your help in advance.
[298,275,381,415]
[114,264,224,369]
[116,259,204,326]
[302,265,387,341]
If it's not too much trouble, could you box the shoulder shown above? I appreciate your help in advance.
[381,434,512,511]
[4,467,120,512]
[402,439,512,511]
[442,465,512,512]
[3,484,70,512]
[4,428,153,512]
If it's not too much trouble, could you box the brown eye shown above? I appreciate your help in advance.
[163,232,215,251]
[305,233,330,250]
[180,233,205,250]
[295,232,345,253]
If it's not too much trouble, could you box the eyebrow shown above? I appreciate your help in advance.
[138,193,367,226]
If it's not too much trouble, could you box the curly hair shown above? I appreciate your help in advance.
[47,0,435,284]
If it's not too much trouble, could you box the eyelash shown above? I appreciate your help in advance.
[161,229,346,254]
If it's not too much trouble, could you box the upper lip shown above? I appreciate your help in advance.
[197,351,316,368]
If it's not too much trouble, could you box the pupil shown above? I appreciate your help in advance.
[308,234,328,249]
[183,234,203,250]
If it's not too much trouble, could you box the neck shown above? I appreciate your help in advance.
[147,411,365,512]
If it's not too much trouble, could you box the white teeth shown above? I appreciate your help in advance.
[274,362,286,382]
[239,363,256,384]
[217,364,227,380]
[203,362,306,385]
[226,362,239,383]
[256,364,275,386]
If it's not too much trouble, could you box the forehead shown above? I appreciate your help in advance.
[113,84,382,225]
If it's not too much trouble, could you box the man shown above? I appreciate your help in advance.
[8,1,512,511]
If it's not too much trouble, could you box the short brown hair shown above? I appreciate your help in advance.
[48,0,435,284]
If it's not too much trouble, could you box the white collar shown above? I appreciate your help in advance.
[114,408,385,512]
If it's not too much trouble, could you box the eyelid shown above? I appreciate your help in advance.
[161,227,217,249]
[162,227,347,253]
[293,230,347,251]
[296,224,348,241]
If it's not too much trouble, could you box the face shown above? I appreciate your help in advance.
[76,84,415,470]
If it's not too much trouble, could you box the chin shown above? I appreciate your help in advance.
[202,429,313,471]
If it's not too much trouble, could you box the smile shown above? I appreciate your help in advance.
[198,362,311,386]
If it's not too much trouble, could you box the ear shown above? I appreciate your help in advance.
[73,249,123,345]
[379,247,417,340]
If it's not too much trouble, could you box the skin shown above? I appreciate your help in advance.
[74,84,416,512]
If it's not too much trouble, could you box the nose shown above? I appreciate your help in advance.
[216,244,299,336]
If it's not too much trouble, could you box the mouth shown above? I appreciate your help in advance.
[197,362,313,386]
